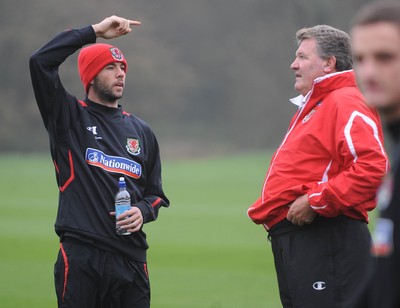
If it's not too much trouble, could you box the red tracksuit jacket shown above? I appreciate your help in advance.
[248,70,388,230]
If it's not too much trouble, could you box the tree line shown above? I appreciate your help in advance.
[1,0,366,156]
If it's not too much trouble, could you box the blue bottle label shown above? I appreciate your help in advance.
[115,204,131,217]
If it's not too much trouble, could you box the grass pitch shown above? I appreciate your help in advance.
[0,152,281,307]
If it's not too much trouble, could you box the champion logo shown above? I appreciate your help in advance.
[313,281,326,291]
[87,126,102,140]
[87,126,97,135]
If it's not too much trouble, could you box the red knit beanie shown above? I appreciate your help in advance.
[78,43,128,93]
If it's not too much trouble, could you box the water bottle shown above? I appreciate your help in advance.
[115,177,131,235]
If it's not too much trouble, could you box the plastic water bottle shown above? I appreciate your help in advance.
[115,177,131,235]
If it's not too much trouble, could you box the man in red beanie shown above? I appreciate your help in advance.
[30,15,169,308]
[78,43,128,95]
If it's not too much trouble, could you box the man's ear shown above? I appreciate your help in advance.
[323,56,337,74]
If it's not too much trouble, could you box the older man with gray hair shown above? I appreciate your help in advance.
[248,25,388,308]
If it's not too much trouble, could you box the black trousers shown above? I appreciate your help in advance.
[367,255,400,308]
[270,216,374,308]
[54,237,150,308]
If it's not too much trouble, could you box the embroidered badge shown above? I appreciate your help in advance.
[110,47,124,61]
[302,101,322,124]
[302,109,317,123]
[126,138,141,156]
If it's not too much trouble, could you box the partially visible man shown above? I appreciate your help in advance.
[248,25,388,307]
[352,2,400,307]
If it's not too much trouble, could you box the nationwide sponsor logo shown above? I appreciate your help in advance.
[313,281,326,291]
[126,138,141,156]
[85,148,141,179]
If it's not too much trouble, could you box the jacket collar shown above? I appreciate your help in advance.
[290,69,355,108]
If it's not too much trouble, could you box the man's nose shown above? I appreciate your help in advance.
[116,66,125,77]
[290,59,298,70]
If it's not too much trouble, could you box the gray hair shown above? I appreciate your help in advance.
[296,25,352,71]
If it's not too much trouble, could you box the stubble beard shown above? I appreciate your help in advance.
[92,77,123,104]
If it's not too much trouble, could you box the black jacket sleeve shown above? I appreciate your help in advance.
[29,26,96,130]
[133,124,169,224]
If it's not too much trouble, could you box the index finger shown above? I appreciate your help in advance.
[130,20,142,26]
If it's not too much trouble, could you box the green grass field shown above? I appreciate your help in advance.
[0,152,281,307]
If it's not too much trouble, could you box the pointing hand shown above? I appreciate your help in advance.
[92,15,141,39]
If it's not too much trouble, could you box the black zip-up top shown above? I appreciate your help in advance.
[29,26,169,262]
[380,121,400,260]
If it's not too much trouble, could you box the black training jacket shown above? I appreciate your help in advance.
[384,120,400,260]
[370,120,400,307]
[29,25,169,262]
